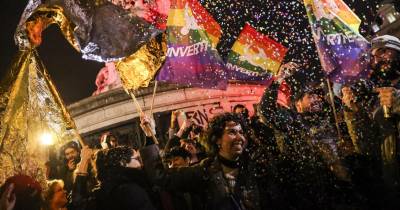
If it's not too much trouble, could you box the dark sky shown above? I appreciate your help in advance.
[0,0,102,105]
[0,0,380,105]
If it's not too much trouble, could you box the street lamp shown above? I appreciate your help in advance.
[40,132,54,146]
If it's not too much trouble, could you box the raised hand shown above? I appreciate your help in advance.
[276,62,300,82]
[376,87,395,108]
[341,87,358,111]
[0,183,16,210]
[140,114,156,137]
[80,146,94,163]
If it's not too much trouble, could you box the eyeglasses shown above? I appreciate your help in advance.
[372,48,393,57]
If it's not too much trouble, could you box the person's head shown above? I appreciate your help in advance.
[370,35,400,81]
[233,104,249,119]
[43,180,67,210]
[95,146,142,183]
[61,141,80,162]
[64,147,79,162]
[108,135,119,148]
[166,146,191,168]
[294,87,325,113]
[189,124,204,141]
[180,139,199,155]
[0,175,42,210]
[207,113,248,160]
[100,132,119,149]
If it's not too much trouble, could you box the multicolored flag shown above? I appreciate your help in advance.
[186,0,222,47]
[304,0,370,83]
[226,23,288,84]
[156,0,227,89]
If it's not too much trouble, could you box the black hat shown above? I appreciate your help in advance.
[371,35,400,52]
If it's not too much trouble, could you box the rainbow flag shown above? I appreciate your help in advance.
[156,0,227,89]
[187,0,222,47]
[304,0,370,83]
[226,23,288,84]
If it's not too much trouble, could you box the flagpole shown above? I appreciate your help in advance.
[127,89,159,145]
[326,78,343,141]
[150,81,158,117]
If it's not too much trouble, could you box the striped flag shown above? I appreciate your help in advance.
[156,0,227,89]
[304,0,370,83]
[226,23,288,84]
[186,0,222,47]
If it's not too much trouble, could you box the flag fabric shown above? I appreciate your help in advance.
[16,1,161,62]
[156,0,227,89]
[304,0,370,83]
[116,34,167,91]
[185,0,222,47]
[16,1,167,93]
[0,50,81,185]
[226,23,288,84]
[109,0,171,30]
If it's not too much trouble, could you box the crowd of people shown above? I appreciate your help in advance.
[1,34,400,209]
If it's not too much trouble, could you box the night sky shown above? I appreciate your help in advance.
[0,0,102,105]
[0,0,380,105]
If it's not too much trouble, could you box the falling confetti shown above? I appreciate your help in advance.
[198,0,381,84]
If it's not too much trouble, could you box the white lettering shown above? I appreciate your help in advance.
[320,33,365,46]
[193,43,199,55]
[179,46,189,56]
[187,44,194,56]
[327,34,336,45]
[166,41,209,57]
[226,63,262,76]
[314,27,325,41]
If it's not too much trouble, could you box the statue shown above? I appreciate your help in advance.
[93,62,122,95]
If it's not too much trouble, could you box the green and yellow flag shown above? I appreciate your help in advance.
[226,23,288,84]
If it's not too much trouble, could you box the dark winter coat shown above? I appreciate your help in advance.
[69,167,157,210]
[258,81,357,209]
[343,83,400,208]
[141,144,261,210]
[259,81,341,161]
[343,82,400,177]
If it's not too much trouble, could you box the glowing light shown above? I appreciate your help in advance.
[40,133,54,146]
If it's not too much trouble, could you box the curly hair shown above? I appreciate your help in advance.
[205,112,250,155]
[95,146,133,182]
